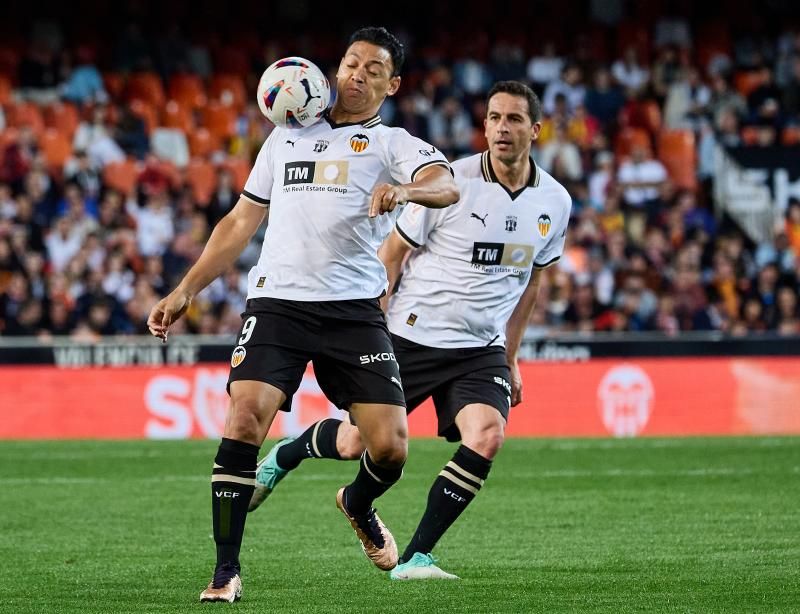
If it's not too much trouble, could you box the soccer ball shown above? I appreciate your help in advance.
[256,57,330,128]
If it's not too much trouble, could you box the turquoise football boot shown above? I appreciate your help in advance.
[389,553,459,580]
[247,437,295,512]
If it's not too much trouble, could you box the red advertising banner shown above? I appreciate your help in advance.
[1,358,798,439]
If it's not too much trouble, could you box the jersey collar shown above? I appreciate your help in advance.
[323,109,382,129]
[481,151,539,200]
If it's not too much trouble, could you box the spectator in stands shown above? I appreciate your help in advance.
[64,150,101,199]
[206,168,238,226]
[73,105,125,168]
[60,46,107,105]
[526,42,564,95]
[709,73,747,125]
[584,67,626,128]
[131,192,174,257]
[616,143,668,222]
[611,46,650,95]
[588,151,614,210]
[651,45,683,102]
[782,55,800,122]
[45,216,82,272]
[543,63,586,116]
[538,122,583,182]
[115,107,149,160]
[428,95,473,159]
[663,67,711,130]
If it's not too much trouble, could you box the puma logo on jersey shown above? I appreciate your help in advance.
[286,139,297,147]
[471,212,488,227]
[390,376,402,389]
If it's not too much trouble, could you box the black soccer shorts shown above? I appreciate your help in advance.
[391,333,512,442]
[227,297,406,411]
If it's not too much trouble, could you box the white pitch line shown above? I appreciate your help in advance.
[0,467,797,485]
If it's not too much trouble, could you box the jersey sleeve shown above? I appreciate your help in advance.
[394,202,447,248]
[387,131,452,185]
[241,130,279,206]
[534,189,573,269]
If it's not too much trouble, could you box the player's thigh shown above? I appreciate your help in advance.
[454,402,507,450]
[226,379,286,445]
[433,366,511,442]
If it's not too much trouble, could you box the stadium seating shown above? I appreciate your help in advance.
[209,74,247,111]
[43,102,80,140]
[201,102,237,141]
[168,74,207,110]
[39,128,72,175]
[658,129,697,190]
[126,72,166,108]
[103,158,139,196]
[185,159,217,204]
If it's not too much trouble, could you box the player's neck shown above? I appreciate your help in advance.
[489,152,531,192]
[328,102,380,126]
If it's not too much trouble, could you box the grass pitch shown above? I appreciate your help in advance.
[0,437,798,613]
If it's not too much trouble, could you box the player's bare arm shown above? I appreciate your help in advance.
[504,268,545,406]
[147,198,267,340]
[377,229,414,310]
[368,165,458,218]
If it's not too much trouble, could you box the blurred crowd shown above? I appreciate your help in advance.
[1,1,799,339]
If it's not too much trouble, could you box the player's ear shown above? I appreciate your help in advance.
[531,121,542,142]
[387,75,401,96]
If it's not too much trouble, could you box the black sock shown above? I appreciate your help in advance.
[343,451,403,516]
[212,437,259,569]
[275,419,343,470]
[400,445,492,563]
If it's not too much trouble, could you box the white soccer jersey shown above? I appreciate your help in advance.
[387,151,572,348]
[241,113,450,301]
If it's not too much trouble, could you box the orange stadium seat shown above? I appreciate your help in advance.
[126,71,165,108]
[188,127,220,157]
[103,158,140,196]
[740,126,760,146]
[658,129,697,190]
[0,75,11,105]
[209,74,247,111]
[219,157,250,192]
[781,125,800,146]
[39,128,73,175]
[162,99,195,132]
[201,102,237,141]
[129,99,158,134]
[614,127,651,158]
[44,102,80,140]
[734,71,766,97]
[168,73,207,109]
[186,159,217,204]
[6,102,45,136]
[102,72,126,101]
[0,127,19,150]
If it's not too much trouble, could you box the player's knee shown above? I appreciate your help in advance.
[226,396,267,442]
[463,422,505,460]
[368,432,408,468]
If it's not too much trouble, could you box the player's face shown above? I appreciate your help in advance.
[336,41,401,115]
[484,93,541,163]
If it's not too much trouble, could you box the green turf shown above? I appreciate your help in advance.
[0,437,798,613]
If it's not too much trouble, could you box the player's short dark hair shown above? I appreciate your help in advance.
[487,81,542,123]
[348,27,405,76]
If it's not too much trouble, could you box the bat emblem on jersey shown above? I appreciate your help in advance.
[418,146,436,157]
[470,212,488,227]
[538,214,552,237]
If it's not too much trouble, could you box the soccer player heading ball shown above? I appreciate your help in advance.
[147,27,458,603]
[249,81,572,580]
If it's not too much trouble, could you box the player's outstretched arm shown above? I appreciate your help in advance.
[377,229,414,311]
[147,198,267,340]
[369,165,458,218]
[504,268,544,406]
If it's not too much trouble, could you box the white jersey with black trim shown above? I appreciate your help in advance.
[241,112,451,301]
[387,151,572,349]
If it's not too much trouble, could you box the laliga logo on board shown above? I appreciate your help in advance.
[597,364,654,437]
